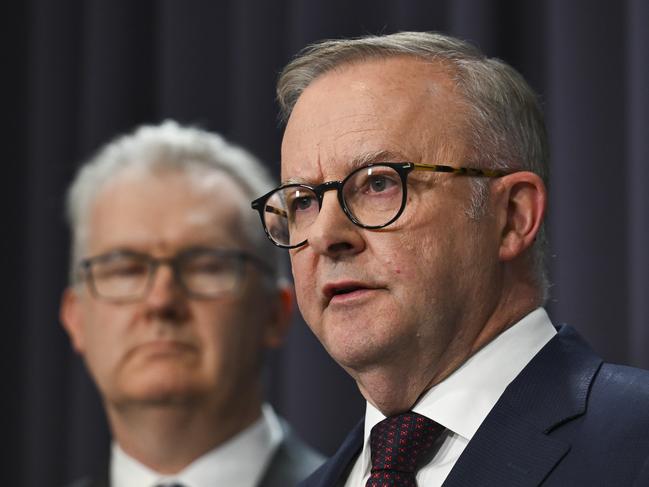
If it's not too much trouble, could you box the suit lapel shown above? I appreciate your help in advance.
[300,419,364,487]
[443,326,602,487]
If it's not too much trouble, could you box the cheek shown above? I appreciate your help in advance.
[83,305,127,350]
[193,306,233,350]
[192,302,264,368]
[290,253,318,318]
[378,232,438,279]
[378,227,459,303]
[80,306,133,388]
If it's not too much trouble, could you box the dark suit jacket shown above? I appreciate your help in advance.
[67,420,324,487]
[300,325,649,486]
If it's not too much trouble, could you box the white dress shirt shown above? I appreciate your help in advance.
[344,307,557,487]
[111,403,284,487]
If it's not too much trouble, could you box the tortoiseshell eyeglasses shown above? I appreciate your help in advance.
[251,162,513,249]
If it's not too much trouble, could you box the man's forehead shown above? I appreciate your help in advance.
[85,168,249,253]
[308,55,456,95]
[109,164,242,192]
[282,149,409,185]
[280,57,466,183]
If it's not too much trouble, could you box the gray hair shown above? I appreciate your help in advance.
[277,31,550,301]
[65,120,283,284]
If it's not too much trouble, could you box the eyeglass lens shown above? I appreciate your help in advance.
[261,164,405,247]
[87,250,242,301]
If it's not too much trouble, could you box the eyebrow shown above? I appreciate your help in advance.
[349,149,407,170]
[282,149,408,185]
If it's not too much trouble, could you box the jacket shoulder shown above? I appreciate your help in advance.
[596,362,649,392]
[259,423,325,487]
[587,362,649,421]
[544,361,649,485]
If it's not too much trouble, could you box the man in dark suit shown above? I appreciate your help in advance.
[60,121,323,486]
[250,32,649,486]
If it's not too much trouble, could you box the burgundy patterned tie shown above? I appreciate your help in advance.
[366,411,445,487]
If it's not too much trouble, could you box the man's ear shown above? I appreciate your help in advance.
[60,287,86,354]
[263,281,294,349]
[495,171,546,262]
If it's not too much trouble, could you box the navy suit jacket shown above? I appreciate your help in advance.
[300,326,649,486]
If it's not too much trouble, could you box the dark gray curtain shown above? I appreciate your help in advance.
[5,1,647,485]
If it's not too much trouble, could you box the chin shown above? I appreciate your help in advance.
[320,313,396,359]
[118,372,204,405]
[326,338,390,373]
[131,387,201,407]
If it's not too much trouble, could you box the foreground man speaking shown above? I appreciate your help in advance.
[251,32,649,486]
[61,121,322,486]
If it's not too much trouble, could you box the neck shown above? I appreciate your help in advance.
[107,393,262,474]
[353,276,542,416]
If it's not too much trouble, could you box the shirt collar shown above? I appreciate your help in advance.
[111,403,284,487]
[363,307,557,443]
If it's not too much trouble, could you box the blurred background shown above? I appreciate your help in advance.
[4,0,648,485]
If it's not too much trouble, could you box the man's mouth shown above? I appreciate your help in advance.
[128,339,195,361]
[322,281,382,305]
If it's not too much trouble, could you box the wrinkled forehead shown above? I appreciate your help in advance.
[280,57,469,183]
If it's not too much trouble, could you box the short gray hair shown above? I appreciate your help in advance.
[277,31,550,301]
[66,120,282,283]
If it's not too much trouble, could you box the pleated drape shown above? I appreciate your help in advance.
[5,1,647,484]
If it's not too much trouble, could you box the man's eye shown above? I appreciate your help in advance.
[365,175,398,193]
[186,260,225,274]
[369,176,387,192]
[291,195,316,212]
[101,262,146,278]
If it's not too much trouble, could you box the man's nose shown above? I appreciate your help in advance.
[305,191,366,258]
[143,263,188,318]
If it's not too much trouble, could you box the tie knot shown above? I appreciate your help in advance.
[369,411,444,475]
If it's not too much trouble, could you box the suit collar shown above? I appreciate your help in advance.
[443,325,603,486]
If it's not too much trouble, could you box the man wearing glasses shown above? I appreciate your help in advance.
[252,32,649,486]
[60,121,323,487]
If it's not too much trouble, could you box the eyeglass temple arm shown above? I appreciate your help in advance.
[265,205,288,218]
[412,163,511,178]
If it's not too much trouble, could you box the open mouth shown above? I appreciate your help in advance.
[323,281,379,304]
[331,285,364,296]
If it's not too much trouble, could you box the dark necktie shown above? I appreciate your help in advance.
[366,411,445,487]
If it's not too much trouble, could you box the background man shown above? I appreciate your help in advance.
[60,121,323,486]
[251,32,649,486]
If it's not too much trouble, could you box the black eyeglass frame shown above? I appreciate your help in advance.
[78,247,273,303]
[251,162,513,249]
